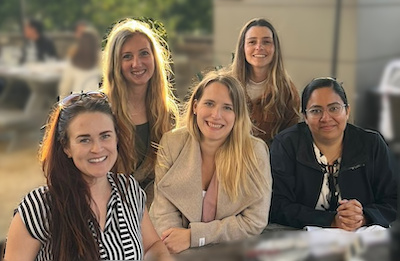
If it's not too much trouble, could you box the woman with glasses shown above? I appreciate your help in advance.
[4,92,172,261]
[231,18,300,146]
[270,77,397,230]
[101,19,179,207]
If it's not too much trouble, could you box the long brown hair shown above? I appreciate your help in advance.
[39,96,130,261]
[101,19,179,178]
[231,18,299,140]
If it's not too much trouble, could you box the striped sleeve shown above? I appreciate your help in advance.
[17,187,50,244]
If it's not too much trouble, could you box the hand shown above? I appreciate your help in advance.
[332,199,366,231]
[161,228,191,254]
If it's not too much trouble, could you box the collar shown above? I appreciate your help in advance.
[296,123,367,171]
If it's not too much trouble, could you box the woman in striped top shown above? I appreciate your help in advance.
[4,92,172,260]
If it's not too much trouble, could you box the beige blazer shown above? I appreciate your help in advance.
[149,127,272,247]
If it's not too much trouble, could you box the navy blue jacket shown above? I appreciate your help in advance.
[270,122,397,229]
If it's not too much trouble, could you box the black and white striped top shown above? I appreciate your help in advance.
[17,173,146,260]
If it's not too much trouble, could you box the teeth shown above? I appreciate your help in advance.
[132,70,145,75]
[208,122,222,128]
[254,54,266,58]
[89,156,106,163]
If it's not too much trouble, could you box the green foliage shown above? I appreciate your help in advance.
[0,0,212,35]
[101,17,169,51]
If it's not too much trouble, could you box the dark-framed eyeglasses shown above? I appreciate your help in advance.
[59,91,108,108]
[305,103,348,119]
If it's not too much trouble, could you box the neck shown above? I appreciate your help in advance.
[314,135,344,164]
[249,67,268,83]
[200,139,223,159]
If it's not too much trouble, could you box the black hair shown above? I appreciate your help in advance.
[301,77,348,113]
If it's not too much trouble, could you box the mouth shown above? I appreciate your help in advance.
[131,69,146,76]
[320,125,336,131]
[253,54,266,58]
[207,121,223,129]
[88,156,107,163]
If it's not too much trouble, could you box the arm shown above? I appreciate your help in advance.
[142,208,173,261]
[149,133,185,236]
[270,137,336,228]
[4,213,41,261]
[362,133,397,226]
[189,140,271,247]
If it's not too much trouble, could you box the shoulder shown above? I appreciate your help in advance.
[345,123,386,145]
[274,122,306,143]
[251,136,269,156]
[159,127,192,150]
[21,186,49,205]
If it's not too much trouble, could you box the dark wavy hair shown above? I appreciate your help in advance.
[39,95,130,260]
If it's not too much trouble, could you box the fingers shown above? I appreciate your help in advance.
[161,228,173,241]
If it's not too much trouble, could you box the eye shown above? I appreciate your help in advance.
[140,50,150,56]
[262,40,273,45]
[224,105,233,111]
[101,133,111,140]
[329,105,342,113]
[122,53,132,60]
[247,40,256,45]
[204,101,213,107]
[309,108,322,115]
[79,138,90,143]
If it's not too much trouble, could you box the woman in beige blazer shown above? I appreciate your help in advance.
[150,71,272,254]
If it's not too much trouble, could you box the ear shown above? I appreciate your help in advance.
[303,113,309,125]
[63,146,72,158]
[345,105,351,120]
[193,99,198,115]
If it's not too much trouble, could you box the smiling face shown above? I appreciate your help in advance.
[63,112,118,183]
[304,87,350,145]
[120,33,155,89]
[244,26,275,71]
[193,82,236,146]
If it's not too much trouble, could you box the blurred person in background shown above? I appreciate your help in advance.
[101,18,179,207]
[58,28,101,98]
[20,18,58,64]
[231,18,300,146]
[4,92,172,261]
[150,71,272,254]
[270,77,397,230]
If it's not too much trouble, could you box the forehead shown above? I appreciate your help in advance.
[67,112,115,135]
[307,87,343,107]
[245,26,273,39]
[201,82,232,102]
[121,33,151,52]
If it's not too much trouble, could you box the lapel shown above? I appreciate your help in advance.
[157,136,203,222]
[215,174,263,219]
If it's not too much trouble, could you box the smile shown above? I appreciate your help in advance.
[132,69,146,75]
[207,121,223,129]
[253,54,266,58]
[88,156,107,163]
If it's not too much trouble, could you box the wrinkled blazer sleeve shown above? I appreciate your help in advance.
[149,132,184,236]
[189,140,272,247]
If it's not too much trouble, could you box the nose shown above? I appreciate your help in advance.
[131,56,141,68]
[255,42,263,50]
[91,139,103,153]
[211,106,222,119]
[320,109,332,121]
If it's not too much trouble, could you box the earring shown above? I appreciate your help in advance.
[194,112,197,115]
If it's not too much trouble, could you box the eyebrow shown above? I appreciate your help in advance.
[308,102,342,108]
[75,130,113,139]
[246,36,273,40]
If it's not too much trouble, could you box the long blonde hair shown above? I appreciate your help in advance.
[185,70,268,201]
[231,18,299,140]
[101,19,179,175]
